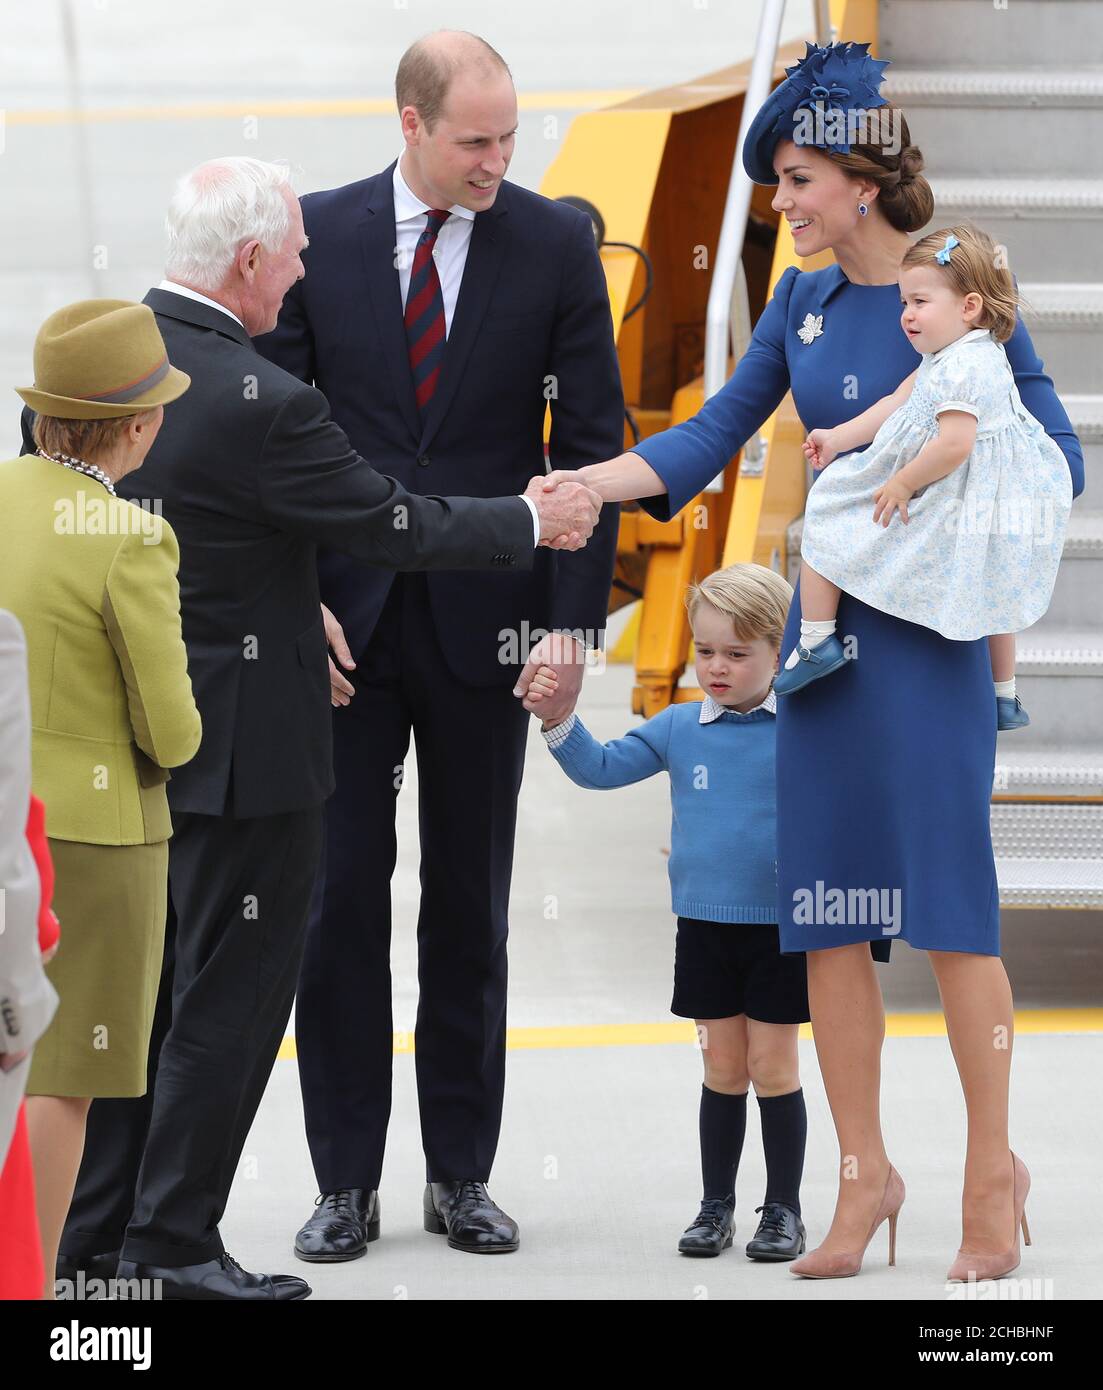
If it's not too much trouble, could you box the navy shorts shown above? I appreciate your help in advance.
[671,917,810,1024]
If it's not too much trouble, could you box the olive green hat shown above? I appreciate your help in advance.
[16,299,190,419]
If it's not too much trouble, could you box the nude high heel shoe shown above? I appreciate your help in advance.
[790,1164,905,1279]
[946,1151,1031,1283]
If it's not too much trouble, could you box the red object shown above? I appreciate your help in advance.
[0,795,59,1300]
[0,1106,43,1299]
[404,209,450,412]
[26,795,59,953]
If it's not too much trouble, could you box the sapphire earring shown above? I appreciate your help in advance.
[858,202,869,217]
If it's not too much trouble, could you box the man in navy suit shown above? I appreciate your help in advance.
[257,29,623,1258]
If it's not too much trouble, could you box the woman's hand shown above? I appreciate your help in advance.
[803,429,838,471]
[872,475,915,527]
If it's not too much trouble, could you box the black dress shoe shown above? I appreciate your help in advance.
[55,1250,121,1292]
[423,1181,519,1253]
[115,1252,311,1300]
[294,1188,380,1263]
[677,1197,735,1256]
[745,1202,807,1261]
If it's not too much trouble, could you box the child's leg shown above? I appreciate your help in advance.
[783,564,843,671]
[696,1015,750,1201]
[799,563,843,622]
[989,633,1016,692]
[747,1019,806,1215]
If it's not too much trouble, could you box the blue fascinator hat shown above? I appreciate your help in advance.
[742,40,892,185]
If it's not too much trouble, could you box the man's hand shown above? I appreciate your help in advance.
[872,475,914,527]
[322,603,356,707]
[537,470,593,548]
[525,475,602,551]
[513,632,587,722]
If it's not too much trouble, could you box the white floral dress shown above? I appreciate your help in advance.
[800,327,1073,640]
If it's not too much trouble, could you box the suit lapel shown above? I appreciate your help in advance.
[418,197,509,451]
[358,165,421,442]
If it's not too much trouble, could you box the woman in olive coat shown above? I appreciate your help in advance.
[0,299,201,1295]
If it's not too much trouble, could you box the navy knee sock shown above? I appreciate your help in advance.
[757,1087,807,1216]
[699,1085,747,1202]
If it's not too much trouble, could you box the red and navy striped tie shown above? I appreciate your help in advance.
[405,207,451,415]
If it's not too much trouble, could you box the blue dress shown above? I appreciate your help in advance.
[802,326,1073,640]
[634,263,1084,959]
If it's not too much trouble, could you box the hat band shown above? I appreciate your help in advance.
[73,355,170,405]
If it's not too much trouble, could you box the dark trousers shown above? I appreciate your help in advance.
[61,804,323,1268]
[298,571,529,1192]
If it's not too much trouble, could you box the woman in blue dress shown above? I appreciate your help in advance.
[528,43,1084,1280]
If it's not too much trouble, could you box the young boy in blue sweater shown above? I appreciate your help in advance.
[527,563,810,1260]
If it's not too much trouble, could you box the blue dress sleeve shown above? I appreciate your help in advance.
[1004,314,1084,498]
[547,706,675,790]
[634,265,800,522]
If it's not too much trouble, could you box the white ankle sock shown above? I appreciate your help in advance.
[994,677,1016,699]
[784,619,836,670]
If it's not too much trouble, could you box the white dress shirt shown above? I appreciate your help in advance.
[392,159,476,336]
[390,156,539,546]
[698,688,777,722]
[157,280,245,329]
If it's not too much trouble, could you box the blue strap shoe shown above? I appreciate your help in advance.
[772,633,849,695]
[996,694,1030,730]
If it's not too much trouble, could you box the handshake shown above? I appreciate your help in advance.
[524,470,603,550]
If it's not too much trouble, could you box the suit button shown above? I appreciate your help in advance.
[417,453,431,467]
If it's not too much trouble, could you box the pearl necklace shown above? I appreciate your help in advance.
[36,448,117,496]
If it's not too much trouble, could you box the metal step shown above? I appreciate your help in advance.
[1079,443,1103,510]
[991,801,1103,857]
[995,857,1103,908]
[925,180,1103,282]
[1016,284,1103,395]
[880,0,1103,70]
[993,746,1103,799]
[992,805,1103,906]
[1014,628,1103,749]
[1066,400,1103,509]
[1042,510,1103,630]
[1017,627,1103,674]
[884,70,1103,177]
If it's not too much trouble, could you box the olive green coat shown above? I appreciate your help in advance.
[0,454,201,844]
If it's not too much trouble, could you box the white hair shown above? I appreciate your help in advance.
[164,156,294,293]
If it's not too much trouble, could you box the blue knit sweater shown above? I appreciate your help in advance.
[545,701,777,923]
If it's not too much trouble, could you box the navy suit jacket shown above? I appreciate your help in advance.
[256,162,624,685]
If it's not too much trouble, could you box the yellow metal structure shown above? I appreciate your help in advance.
[539,0,878,715]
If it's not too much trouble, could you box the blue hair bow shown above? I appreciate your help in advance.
[935,234,960,265]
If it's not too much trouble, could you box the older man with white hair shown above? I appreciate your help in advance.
[21,154,601,1301]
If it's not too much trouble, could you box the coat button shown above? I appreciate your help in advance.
[417,453,431,467]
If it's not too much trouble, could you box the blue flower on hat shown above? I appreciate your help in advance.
[773,41,891,156]
[742,39,892,182]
